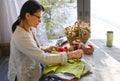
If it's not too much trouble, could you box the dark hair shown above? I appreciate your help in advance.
[12,0,44,33]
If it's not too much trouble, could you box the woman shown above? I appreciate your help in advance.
[8,0,83,81]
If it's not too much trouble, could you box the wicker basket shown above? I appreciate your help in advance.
[64,20,90,46]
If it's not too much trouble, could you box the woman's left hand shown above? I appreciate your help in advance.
[44,46,57,52]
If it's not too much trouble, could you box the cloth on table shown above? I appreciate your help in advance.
[43,59,92,79]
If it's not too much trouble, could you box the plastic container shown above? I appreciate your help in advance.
[106,31,113,47]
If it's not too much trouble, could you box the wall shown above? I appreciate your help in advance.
[0,43,10,58]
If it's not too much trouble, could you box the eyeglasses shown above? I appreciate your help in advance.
[32,14,41,20]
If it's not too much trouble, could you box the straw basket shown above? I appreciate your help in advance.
[64,20,90,46]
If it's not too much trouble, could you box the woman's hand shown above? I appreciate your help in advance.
[43,46,57,52]
[67,49,83,59]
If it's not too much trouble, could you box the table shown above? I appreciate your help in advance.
[49,38,120,81]
[79,40,120,81]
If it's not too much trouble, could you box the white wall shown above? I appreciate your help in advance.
[0,0,26,43]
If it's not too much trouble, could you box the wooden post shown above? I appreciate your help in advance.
[77,0,90,25]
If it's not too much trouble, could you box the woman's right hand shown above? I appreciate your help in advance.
[67,49,83,59]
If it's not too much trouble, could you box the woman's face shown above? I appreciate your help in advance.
[27,10,43,28]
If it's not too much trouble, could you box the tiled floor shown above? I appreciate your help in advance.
[0,56,9,81]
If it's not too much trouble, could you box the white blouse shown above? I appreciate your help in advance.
[8,26,67,81]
